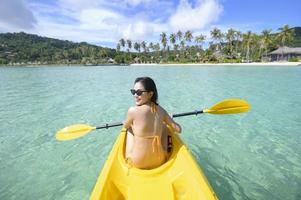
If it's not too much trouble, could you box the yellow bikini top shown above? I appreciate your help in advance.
[132,102,161,153]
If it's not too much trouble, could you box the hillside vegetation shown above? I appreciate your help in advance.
[0,26,300,65]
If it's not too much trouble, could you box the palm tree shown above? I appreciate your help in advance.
[261,29,272,58]
[169,33,177,60]
[226,28,235,57]
[184,31,193,58]
[277,24,294,47]
[195,34,206,50]
[234,30,242,57]
[160,32,168,61]
[242,31,253,62]
[148,42,154,52]
[147,42,154,62]
[210,28,223,50]
[184,30,193,44]
[174,44,179,60]
[194,34,206,62]
[180,40,185,56]
[133,42,140,63]
[141,41,147,53]
[276,25,294,60]
[251,33,261,61]
[154,43,161,62]
[176,30,183,42]
[134,42,140,53]
[169,33,177,50]
[176,31,183,58]
[119,38,125,51]
[126,39,132,52]
[160,32,167,51]
[116,43,121,52]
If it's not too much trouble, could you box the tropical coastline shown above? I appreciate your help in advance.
[2,61,300,68]
[130,62,301,66]
[1,26,301,67]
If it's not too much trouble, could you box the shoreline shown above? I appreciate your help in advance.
[130,62,301,66]
[0,63,128,67]
[1,62,300,67]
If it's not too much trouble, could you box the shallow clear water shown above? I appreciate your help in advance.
[0,65,300,200]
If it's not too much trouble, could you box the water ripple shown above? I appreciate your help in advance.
[1,65,301,200]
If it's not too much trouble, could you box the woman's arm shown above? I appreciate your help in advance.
[163,110,182,133]
[123,107,135,129]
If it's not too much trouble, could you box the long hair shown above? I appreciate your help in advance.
[134,77,158,105]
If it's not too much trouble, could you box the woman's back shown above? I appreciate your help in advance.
[125,104,167,169]
[132,104,163,137]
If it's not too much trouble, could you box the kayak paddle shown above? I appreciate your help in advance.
[56,99,250,141]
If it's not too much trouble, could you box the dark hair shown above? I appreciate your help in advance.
[134,77,158,104]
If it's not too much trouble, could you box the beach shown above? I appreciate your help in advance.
[130,62,301,66]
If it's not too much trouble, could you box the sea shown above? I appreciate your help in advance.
[0,65,300,200]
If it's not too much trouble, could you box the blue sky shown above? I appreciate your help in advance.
[0,0,300,48]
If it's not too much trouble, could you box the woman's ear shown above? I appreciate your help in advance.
[148,91,154,99]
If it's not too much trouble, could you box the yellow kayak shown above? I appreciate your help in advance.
[90,128,218,200]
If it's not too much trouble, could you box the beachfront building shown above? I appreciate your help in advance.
[267,46,301,61]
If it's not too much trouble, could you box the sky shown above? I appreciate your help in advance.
[0,0,300,48]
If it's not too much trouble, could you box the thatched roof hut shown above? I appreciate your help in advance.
[269,46,301,55]
[268,46,301,61]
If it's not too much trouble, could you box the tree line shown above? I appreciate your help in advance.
[0,25,299,65]
[116,25,299,64]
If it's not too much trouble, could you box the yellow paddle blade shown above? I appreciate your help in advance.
[204,99,250,114]
[56,124,96,141]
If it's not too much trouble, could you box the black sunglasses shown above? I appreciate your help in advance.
[130,89,148,96]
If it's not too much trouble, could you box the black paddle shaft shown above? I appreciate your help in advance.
[96,122,123,129]
[95,110,203,130]
[172,110,203,118]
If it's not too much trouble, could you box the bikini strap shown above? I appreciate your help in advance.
[151,102,158,113]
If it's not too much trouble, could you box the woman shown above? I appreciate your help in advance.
[123,77,182,169]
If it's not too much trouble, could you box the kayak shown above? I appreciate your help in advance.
[90,128,218,200]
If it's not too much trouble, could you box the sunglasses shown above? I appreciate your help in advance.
[130,89,148,96]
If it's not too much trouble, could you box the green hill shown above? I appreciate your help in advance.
[291,27,301,47]
[0,32,116,65]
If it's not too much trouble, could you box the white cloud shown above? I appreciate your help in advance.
[79,8,123,30]
[169,0,223,31]
[0,0,37,30]
[0,0,225,47]
[26,4,156,45]
[122,21,159,41]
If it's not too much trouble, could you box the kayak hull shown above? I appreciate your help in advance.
[90,128,218,200]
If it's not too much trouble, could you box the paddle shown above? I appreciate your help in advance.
[55,99,250,141]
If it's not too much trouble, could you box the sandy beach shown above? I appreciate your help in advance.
[130,62,301,66]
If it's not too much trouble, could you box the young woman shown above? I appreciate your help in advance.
[123,77,182,169]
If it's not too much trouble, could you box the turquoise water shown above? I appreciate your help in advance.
[0,65,300,200]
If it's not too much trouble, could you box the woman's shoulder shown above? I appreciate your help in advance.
[128,105,148,113]
[127,106,137,115]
